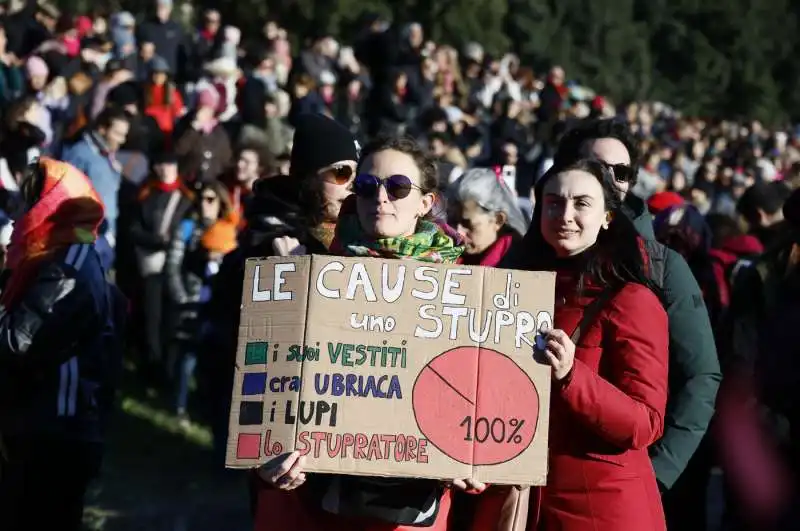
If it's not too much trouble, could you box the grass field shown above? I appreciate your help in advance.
[83,362,251,531]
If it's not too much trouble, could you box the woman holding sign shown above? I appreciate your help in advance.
[511,159,669,531]
[252,135,479,531]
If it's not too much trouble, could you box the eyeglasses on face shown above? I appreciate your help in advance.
[319,164,355,185]
[606,163,634,183]
[353,173,422,200]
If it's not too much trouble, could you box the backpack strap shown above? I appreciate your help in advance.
[570,289,616,345]
[730,258,753,285]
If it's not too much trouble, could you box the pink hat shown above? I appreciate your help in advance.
[76,16,93,38]
[196,85,220,110]
[26,56,49,78]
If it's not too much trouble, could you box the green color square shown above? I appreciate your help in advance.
[245,342,268,365]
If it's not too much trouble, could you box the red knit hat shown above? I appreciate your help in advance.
[647,191,685,215]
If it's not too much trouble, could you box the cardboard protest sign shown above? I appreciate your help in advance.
[226,255,554,485]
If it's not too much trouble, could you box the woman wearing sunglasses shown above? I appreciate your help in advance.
[264,113,360,254]
[165,181,237,424]
[203,113,360,463]
[252,136,471,531]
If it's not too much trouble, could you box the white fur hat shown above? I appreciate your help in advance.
[204,57,238,78]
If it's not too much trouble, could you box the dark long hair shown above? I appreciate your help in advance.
[520,158,657,296]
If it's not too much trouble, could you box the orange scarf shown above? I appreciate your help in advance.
[1,158,104,308]
[200,213,238,255]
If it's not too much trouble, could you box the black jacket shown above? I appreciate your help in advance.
[130,184,193,254]
[137,18,187,78]
[200,175,328,415]
[0,244,126,443]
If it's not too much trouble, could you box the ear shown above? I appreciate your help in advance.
[790,242,800,268]
[493,210,507,229]
[418,192,436,218]
[602,211,613,230]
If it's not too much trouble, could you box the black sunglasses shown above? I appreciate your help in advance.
[202,195,218,203]
[353,174,420,200]
[607,163,634,183]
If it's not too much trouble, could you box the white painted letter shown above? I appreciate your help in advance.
[411,266,439,300]
[382,264,406,303]
[442,268,471,305]
[415,305,443,339]
[442,306,469,340]
[317,261,344,298]
[493,274,512,309]
[494,310,515,343]
[252,265,271,301]
[536,311,553,336]
[350,313,368,330]
[346,263,377,301]
[515,311,536,348]
[469,308,492,343]
[273,263,296,301]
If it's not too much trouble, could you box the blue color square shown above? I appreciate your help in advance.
[242,372,268,395]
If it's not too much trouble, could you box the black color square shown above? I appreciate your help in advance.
[239,401,264,426]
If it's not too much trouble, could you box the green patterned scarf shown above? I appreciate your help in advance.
[331,212,464,264]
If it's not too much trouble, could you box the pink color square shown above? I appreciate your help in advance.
[237,433,261,459]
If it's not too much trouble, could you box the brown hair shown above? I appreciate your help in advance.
[236,141,273,174]
[199,181,233,220]
[294,74,316,91]
[357,135,438,194]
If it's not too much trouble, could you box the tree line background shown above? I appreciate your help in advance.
[82,0,800,125]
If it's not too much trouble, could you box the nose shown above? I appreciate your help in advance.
[557,202,576,223]
[375,182,390,203]
[456,224,468,238]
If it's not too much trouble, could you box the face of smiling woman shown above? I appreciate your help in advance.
[540,169,610,257]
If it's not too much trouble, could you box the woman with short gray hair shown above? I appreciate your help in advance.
[447,167,528,266]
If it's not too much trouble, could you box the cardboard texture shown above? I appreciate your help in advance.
[226,255,555,485]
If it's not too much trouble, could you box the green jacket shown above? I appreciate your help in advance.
[624,195,721,488]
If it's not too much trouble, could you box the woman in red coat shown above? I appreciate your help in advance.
[512,158,669,531]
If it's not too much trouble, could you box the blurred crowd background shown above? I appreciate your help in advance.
[0,0,798,529]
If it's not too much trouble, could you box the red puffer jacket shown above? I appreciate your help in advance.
[527,271,669,531]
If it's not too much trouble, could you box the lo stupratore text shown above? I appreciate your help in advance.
[295,430,429,462]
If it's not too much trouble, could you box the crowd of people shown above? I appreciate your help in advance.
[0,1,799,531]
